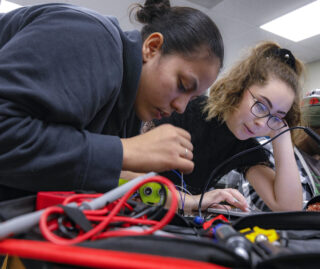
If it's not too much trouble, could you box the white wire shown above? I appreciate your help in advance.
[175,185,193,195]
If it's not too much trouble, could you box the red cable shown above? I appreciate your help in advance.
[62,193,102,205]
[42,211,159,232]
[0,239,229,269]
[39,176,178,245]
[62,194,134,213]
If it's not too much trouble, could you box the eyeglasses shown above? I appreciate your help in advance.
[248,90,287,131]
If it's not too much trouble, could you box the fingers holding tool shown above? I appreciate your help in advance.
[121,124,194,174]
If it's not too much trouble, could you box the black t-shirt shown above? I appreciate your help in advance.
[153,96,270,195]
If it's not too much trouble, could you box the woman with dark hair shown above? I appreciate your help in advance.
[0,0,223,200]
[151,41,305,212]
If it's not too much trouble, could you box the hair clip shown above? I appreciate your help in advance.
[277,48,296,72]
[266,47,297,73]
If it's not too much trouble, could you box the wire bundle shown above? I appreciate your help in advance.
[39,176,178,245]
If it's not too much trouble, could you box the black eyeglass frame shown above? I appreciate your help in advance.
[248,89,287,131]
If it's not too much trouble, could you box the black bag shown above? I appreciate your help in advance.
[1,194,320,269]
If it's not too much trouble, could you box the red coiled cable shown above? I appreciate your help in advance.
[39,175,178,245]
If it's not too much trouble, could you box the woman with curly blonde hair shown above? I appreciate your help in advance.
[205,41,302,132]
[152,41,305,212]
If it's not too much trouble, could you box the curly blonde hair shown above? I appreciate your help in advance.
[203,41,305,131]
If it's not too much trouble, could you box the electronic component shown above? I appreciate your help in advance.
[240,226,279,243]
[213,224,252,260]
[119,178,167,205]
[207,207,258,217]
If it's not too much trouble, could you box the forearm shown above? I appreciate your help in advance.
[271,132,303,210]
[165,188,248,213]
[164,191,199,214]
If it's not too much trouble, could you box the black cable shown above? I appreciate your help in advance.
[198,126,320,216]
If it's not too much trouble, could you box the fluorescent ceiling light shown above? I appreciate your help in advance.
[0,0,22,13]
[260,0,320,42]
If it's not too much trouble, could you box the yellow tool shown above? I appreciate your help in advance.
[240,226,279,243]
[119,178,167,205]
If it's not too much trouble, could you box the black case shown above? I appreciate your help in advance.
[1,195,320,269]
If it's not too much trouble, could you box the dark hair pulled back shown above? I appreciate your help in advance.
[132,0,224,66]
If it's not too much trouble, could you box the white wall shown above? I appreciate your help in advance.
[304,60,320,94]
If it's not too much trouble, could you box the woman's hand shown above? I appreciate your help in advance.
[121,124,194,174]
[181,188,249,213]
[266,120,289,139]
